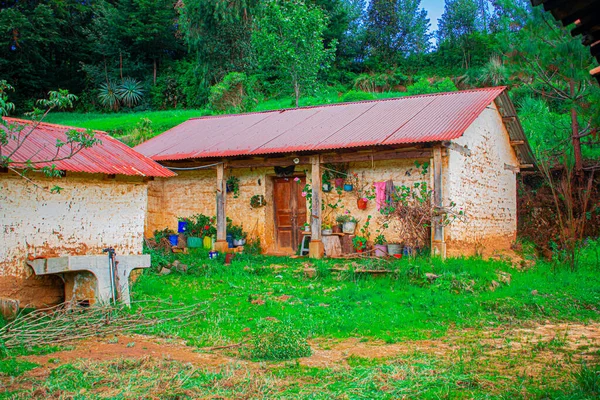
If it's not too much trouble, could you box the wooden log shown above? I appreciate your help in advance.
[441,141,471,156]
[510,140,525,146]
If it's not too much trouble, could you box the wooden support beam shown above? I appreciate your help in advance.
[441,141,471,156]
[510,140,525,146]
[504,163,520,173]
[520,164,535,169]
[321,149,431,164]
[309,155,324,259]
[214,161,228,252]
[502,116,517,123]
[431,146,446,259]
[591,66,600,77]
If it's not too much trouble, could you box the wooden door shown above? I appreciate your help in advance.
[273,176,307,252]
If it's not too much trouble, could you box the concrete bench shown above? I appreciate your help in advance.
[27,255,150,306]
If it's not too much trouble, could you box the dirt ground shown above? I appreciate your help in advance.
[13,322,600,370]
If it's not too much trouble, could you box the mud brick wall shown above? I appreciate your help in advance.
[0,172,148,308]
[444,103,519,256]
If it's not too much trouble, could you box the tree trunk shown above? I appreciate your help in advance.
[153,59,157,86]
[570,78,583,175]
[294,80,300,108]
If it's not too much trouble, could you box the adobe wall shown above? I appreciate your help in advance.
[0,172,148,308]
[147,159,427,254]
[443,103,519,257]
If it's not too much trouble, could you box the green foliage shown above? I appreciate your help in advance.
[405,77,458,96]
[340,90,375,103]
[179,214,216,238]
[0,357,39,377]
[572,363,600,396]
[98,78,144,110]
[253,0,336,107]
[243,321,312,361]
[209,72,257,112]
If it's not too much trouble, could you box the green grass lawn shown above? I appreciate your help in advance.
[2,242,599,398]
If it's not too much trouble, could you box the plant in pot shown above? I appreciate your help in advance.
[352,235,367,253]
[303,222,310,232]
[335,214,349,232]
[325,162,348,189]
[226,176,240,198]
[374,233,388,257]
[180,214,216,248]
[322,223,333,236]
[341,214,358,234]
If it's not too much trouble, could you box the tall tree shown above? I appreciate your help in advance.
[252,0,336,107]
[365,0,430,66]
[437,0,484,69]
[508,8,600,174]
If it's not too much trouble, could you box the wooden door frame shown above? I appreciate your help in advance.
[272,174,307,253]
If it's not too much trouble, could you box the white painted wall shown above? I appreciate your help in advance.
[443,103,519,256]
[0,172,148,306]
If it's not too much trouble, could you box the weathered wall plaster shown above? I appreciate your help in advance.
[444,103,519,256]
[0,172,148,307]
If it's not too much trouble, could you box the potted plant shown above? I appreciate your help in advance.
[352,236,367,253]
[180,214,216,248]
[228,224,247,246]
[335,214,349,231]
[374,234,388,257]
[322,224,333,235]
[226,176,240,198]
[303,222,311,232]
[324,162,348,188]
[342,215,358,234]
[357,197,368,210]
[322,171,332,192]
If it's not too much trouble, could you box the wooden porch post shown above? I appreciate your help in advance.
[309,155,324,259]
[432,146,446,258]
[214,161,229,252]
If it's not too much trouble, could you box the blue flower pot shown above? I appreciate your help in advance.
[168,234,179,246]
[177,221,188,233]
[343,184,353,192]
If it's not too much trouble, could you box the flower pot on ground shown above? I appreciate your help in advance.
[334,178,345,188]
[357,197,368,210]
[168,234,179,246]
[387,243,403,257]
[352,236,367,253]
[343,184,353,192]
[233,238,246,246]
[202,236,212,249]
[374,244,387,257]
[374,233,387,257]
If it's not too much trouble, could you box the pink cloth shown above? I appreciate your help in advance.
[374,181,387,210]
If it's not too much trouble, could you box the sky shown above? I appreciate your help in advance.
[420,0,445,33]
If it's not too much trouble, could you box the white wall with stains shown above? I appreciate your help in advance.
[0,172,148,307]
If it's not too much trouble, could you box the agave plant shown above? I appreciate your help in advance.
[98,81,120,111]
[116,77,144,108]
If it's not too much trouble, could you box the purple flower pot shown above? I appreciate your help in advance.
[374,244,388,257]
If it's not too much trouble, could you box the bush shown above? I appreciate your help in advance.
[406,77,458,96]
[341,90,376,103]
[208,72,258,112]
[243,321,312,361]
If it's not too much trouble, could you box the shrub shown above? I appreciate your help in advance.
[243,321,312,361]
[208,72,258,112]
[341,90,375,103]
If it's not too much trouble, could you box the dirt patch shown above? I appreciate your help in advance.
[21,334,244,370]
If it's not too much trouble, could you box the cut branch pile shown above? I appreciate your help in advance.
[0,300,206,350]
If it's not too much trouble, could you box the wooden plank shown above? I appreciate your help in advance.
[310,155,322,242]
[440,141,471,156]
[321,150,431,164]
[502,116,517,122]
[216,162,227,242]
[510,140,525,146]
[431,146,445,258]
[504,163,520,173]
[520,164,535,169]
[591,66,600,77]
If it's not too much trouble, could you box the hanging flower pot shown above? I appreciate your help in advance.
[334,178,345,188]
[357,197,368,210]
[322,183,332,192]
[343,184,353,192]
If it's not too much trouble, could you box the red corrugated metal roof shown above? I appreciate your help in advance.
[2,118,175,177]
[135,87,508,161]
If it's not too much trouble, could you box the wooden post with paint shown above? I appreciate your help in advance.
[432,146,446,258]
[214,161,229,253]
[309,155,324,259]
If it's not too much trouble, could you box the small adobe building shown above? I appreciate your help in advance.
[135,87,535,258]
[0,118,174,310]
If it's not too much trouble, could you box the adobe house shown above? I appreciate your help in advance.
[0,118,174,312]
[135,87,535,258]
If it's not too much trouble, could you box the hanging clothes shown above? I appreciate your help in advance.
[374,181,387,211]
